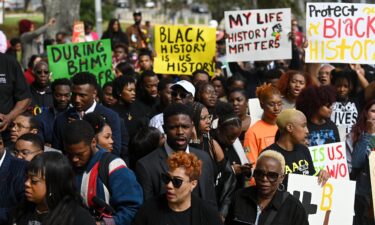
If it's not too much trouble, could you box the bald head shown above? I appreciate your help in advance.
[277,109,306,132]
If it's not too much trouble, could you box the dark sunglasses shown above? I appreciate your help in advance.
[161,173,185,188]
[171,91,189,99]
[253,169,280,182]
[36,70,50,75]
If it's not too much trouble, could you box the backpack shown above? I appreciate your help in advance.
[98,152,117,193]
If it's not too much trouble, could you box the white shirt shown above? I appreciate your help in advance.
[79,101,97,119]
[149,113,164,134]
[164,142,189,156]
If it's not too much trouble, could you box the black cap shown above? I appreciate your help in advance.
[133,11,141,16]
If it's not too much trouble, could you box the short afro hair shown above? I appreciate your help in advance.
[258,150,286,175]
[163,103,192,124]
[51,78,72,93]
[63,120,95,146]
[167,151,202,180]
[17,133,44,151]
[71,72,97,87]
[295,85,336,120]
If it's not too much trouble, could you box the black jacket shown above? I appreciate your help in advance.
[132,194,223,225]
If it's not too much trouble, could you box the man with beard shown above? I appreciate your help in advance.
[126,11,150,50]
[136,70,160,119]
[136,103,217,206]
[35,78,71,145]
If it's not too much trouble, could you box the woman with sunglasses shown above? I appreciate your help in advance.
[13,152,95,225]
[132,151,223,225]
[30,61,53,113]
[226,150,309,225]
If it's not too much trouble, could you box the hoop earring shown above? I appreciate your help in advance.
[278,183,285,191]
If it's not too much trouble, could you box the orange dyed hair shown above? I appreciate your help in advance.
[256,83,281,103]
[277,70,313,96]
[167,151,202,181]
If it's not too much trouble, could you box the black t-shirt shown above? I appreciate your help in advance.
[0,53,31,114]
[264,143,316,187]
[307,120,340,146]
[164,207,192,225]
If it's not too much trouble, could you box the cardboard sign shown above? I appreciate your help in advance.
[47,39,113,86]
[288,174,355,225]
[72,21,85,43]
[153,25,216,75]
[306,3,375,64]
[309,142,349,179]
[224,8,292,62]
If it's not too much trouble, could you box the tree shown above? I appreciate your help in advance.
[80,0,116,24]
[42,0,81,37]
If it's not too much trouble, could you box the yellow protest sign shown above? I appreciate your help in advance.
[154,25,216,76]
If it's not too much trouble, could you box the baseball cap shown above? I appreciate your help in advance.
[171,80,195,97]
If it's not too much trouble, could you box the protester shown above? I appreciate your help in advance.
[5,37,22,63]
[84,20,99,42]
[14,133,44,161]
[126,11,150,50]
[52,72,123,156]
[113,43,129,67]
[19,18,56,69]
[192,69,210,86]
[296,85,340,146]
[277,70,312,110]
[29,61,53,112]
[0,53,32,145]
[133,151,223,225]
[330,69,359,134]
[155,77,173,115]
[10,113,39,144]
[102,18,129,48]
[211,76,227,102]
[136,103,217,206]
[137,48,153,72]
[317,64,335,86]
[264,109,329,186]
[115,62,135,77]
[243,83,282,168]
[23,55,42,85]
[0,133,28,224]
[13,152,95,225]
[348,100,375,225]
[83,112,114,152]
[136,70,160,118]
[149,80,195,134]
[228,89,251,143]
[195,81,221,119]
[64,120,143,225]
[35,78,71,146]
[225,150,309,225]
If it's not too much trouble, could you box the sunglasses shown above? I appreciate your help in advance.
[36,70,50,75]
[161,173,185,188]
[171,91,189,99]
[253,169,281,182]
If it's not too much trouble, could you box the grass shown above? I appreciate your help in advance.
[0,12,44,38]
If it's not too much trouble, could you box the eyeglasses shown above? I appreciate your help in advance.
[10,123,31,131]
[161,173,186,188]
[35,70,50,75]
[253,169,281,182]
[14,149,42,157]
[200,114,213,121]
[171,91,189,99]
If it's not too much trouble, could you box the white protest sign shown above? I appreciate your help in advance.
[288,174,355,225]
[224,8,292,62]
[309,142,349,179]
[306,3,375,64]
[248,98,263,126]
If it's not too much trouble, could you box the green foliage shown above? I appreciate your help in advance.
[80,0,116,23]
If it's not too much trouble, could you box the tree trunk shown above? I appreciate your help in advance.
[42,0,81,38]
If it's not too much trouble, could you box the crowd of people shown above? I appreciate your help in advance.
[0,8,375,225]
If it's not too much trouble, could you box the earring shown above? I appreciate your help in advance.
[278,183,285,191]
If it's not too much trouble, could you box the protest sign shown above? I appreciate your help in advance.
[306,3,375,64]
[248,98,263,126]
[153,25,216,75]
[309,142,349,179]
[224,8,291,62]
[72,21,85,43]
[47,39,113,86]
[288,174,355,225]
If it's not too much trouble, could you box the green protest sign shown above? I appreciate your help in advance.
[47,39,113,86]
